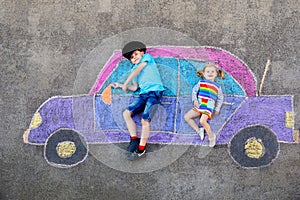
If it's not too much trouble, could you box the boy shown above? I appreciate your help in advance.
[112,41,165,161]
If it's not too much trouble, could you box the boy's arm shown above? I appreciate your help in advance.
[113,82,138,92]
[122,62,147,92]
[126,82,138,91]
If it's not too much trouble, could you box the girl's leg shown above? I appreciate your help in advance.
[200,114,216,147]
[184,109,201,132]
[123,109,137,137]
[199,114,213,138]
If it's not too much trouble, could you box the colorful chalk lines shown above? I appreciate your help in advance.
[23,46,295,169]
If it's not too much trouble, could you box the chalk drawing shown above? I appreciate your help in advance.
[23,46,294,168]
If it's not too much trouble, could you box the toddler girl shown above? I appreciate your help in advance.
[184,63,224,147]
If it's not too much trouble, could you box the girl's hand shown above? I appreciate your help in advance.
[212,111,219,118]
[193,100,199,108]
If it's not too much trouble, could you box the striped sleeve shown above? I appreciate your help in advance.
[214,87,224,112]
[192,81,200,102]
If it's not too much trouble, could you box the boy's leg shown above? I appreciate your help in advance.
[139,91,162,150]
[140,119,150,147]
[123,109,137,137]
[127,114,149,160]
[124,95,146,137]
[127,92,161,160]
[124,95,146,152]
[123,109,140,152]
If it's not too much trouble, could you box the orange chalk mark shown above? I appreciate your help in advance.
[101,85,112,105]
[293,130,299,143]
[23,129,29,143]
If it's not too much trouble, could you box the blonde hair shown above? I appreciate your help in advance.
[196,63,225,79]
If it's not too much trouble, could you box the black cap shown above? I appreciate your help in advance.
[122,41,146,60]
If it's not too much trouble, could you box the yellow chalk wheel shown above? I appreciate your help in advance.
[31,113,42,129]
[56,141,77,158]
[244,138,264,159]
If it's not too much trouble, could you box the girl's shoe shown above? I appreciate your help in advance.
[197,128,204,141]
[209,134,216,147]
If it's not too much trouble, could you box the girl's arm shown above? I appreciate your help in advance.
[192,81,200,102]
[214,87,224,113]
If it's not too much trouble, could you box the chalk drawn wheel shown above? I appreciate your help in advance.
[229,125,279,168]
[44,129,88,168]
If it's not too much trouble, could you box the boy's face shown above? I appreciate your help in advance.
[130,50,144,64]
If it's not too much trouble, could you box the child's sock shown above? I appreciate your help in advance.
[130,136,138,140]
[138,144,145,152]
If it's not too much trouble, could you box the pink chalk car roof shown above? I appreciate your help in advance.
[89,46,257,97]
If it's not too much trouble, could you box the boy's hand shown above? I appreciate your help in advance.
[110,82,119,88]
[110,82,130,92]
[120,84,128,92]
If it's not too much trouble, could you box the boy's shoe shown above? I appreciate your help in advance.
[209,134,216,147]
[127,149,146,161]
[127,138,140,152]
[197,128,204,141]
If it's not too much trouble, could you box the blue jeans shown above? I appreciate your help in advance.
[127,91,163,122]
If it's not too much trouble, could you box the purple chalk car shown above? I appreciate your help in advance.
[23,46,294,168]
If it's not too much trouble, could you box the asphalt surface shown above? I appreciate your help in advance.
[1,0,299,199]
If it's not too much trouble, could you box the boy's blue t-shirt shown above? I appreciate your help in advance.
[131,53,165,94]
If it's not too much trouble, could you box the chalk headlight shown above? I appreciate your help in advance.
[30,112,42,129]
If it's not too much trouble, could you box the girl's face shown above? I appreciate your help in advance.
[203,66,218,81]
[130,50,144,64]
